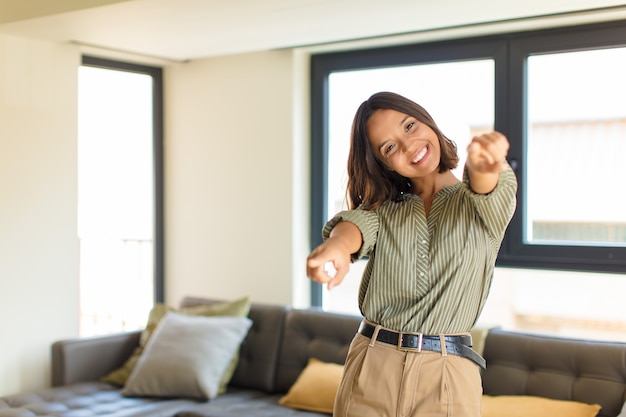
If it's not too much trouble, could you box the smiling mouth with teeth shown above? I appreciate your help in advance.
[411,146,428,164]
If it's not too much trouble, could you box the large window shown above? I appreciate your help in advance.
[504,23,626,271]
[78,56,163,336]
[310,20,626,330]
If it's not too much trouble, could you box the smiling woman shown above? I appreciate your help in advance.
[306,89,517,417]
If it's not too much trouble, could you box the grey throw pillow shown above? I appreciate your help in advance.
[122,311,252,400]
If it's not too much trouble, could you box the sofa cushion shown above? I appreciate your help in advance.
[481,395,601,417]
[279,358,344,414]
[180,297,288,393]
[0,382,197,417]
[274,308,360,393]
[173,388,331,417]
[122,312,252,400]
[101,296,250,393]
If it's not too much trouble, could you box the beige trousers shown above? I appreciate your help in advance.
[333,332,482,417]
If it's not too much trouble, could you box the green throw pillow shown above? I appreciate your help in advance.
[101,296,251,394]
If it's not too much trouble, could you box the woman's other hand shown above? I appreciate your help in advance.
[466,131,509,174]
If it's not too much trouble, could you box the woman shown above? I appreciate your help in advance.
[306,92,517,417]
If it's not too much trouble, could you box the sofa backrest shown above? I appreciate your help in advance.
[482,328,626,417]
[273,308,361,393]
[179,296,289,393]
[229,302,289,392]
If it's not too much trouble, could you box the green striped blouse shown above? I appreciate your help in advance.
[323,167,517,334]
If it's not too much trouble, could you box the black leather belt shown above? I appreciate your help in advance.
[359,322,486,369]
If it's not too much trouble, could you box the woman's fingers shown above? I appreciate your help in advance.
[467,132,510,171]
[306,248,350,290]
[306,255,329,283]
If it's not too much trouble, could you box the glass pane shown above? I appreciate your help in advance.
[325,60,495,314]
[526,48,626,247]
[78,65,155,336]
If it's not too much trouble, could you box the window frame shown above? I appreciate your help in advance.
[81,55,165,303]
[502,22,626,273]
[310,20,626,305]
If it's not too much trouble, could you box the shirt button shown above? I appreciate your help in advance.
[421,240,427,244]
[419,272,425,277]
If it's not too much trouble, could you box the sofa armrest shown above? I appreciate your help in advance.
[51,330,141,386]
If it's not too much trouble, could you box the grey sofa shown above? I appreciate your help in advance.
[1,296,625,417]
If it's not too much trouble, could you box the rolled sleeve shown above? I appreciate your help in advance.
[322,209,379,261]
[463,166,518,240]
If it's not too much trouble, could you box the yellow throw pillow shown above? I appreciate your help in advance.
[279,358,344,414]
[482,395,602,417]
[101,296,251,394]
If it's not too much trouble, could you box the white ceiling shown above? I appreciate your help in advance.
[0,0,625,62]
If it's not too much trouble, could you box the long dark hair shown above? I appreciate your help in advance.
[346,92,459,210]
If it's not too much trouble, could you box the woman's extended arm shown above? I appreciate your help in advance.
[306,221,362,290]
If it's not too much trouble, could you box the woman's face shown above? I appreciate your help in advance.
[366,108,441,179]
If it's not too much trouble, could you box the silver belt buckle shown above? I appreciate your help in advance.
[398,332,423,352]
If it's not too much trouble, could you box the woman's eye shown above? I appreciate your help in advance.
[406,122,414,132]
[384,144,394,156]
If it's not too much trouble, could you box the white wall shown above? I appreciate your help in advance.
[0,35,80,396]
[164,50,308,306]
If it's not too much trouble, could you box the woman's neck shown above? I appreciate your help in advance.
[411,171,459,214]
